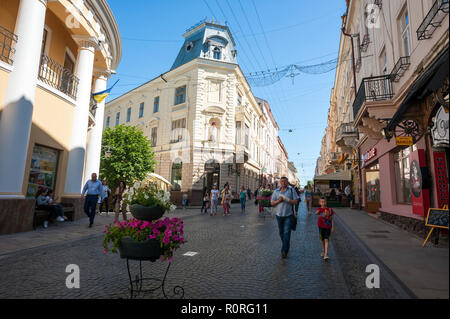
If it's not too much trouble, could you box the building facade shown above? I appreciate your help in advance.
[104,21,297,205]
[0,0,122,234]
[316,0,449,238]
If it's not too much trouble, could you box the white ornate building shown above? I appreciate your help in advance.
[104,20,296,204]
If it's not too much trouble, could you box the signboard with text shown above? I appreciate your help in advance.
[396,136,413,146]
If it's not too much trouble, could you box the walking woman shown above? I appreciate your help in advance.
[113,181,127,223]
[221,184,232,216]
[240,186,247,214]
[210,185,219,216]
[305,186,313,214]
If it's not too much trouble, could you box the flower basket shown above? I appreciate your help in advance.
[130,204,165,221]
[118,236,163,261]
[260,190,273,197]
[257,196,272,207]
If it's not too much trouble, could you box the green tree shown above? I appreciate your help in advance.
[100,125,156,188]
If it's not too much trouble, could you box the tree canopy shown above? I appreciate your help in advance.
[100,125,156,188]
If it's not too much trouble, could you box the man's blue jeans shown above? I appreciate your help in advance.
[84,195,98,225]
[276,215,293,254]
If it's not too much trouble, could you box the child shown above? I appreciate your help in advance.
[201,192,210,214]
[315,197,335,260]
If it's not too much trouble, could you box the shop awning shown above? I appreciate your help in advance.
[314,170,352,182]
[387,47,449,131]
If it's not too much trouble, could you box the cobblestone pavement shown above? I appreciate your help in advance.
[0,198,414,299]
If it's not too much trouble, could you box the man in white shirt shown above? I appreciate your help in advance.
[81,173,104,227]
[271,177,300,259]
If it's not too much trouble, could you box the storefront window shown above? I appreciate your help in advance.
[394,148,412,204]
[366,163,380,203]
[26,145,59,198]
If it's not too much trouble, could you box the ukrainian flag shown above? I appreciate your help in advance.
[92,79,119,104]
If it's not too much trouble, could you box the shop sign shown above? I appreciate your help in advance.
[361,148,377,167]
[431,106,449,148]
[433,152,449,208]
[396,136,413,146]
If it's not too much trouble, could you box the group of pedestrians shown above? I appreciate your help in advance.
[200,183,238,216]
[81,173,128,227]
[270,177,335,260]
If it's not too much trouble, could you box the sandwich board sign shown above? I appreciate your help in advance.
[422,206,449,247]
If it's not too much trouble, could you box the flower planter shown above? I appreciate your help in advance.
[130,204,165,221]
[118,236,163,261]
[257,195,272,207]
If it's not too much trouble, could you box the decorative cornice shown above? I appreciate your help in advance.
[93,68,111,79]
[72,35,100,51]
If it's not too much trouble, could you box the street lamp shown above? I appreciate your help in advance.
[103,145,113,159]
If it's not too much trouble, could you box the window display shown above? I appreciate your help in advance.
[365,163,380,203]
[26,145,59,198]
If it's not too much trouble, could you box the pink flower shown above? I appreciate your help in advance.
[103,249,107,254]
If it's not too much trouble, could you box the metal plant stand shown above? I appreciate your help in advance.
[125,258,184,299]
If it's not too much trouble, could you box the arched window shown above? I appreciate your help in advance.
[171,159,182,191]
[213,47,221,60]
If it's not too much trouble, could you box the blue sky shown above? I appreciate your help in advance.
[106,0,347,186]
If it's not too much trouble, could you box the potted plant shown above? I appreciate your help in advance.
[122,180,177,221]
[103,217,185,262]
[258,189,273,207]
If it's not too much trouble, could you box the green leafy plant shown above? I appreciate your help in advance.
[122,180,177,212]
[100,125,156,188]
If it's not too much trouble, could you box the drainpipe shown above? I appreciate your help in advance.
[342,14,363,209]
[341,27,358,98]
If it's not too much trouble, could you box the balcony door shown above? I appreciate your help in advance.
[62,52,75,96]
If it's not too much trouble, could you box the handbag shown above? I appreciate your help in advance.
[290,188,298,231]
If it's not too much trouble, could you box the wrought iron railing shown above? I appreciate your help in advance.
[390,56,411,82]
[38,55,79,99]
[0,26,18,65]
[353,75,394,119]
[336,122,358,142]
[417,0,449,40]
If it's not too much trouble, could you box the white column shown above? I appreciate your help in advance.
[0,0,47,197]
[64,37,98,195]
[84,71,109,184]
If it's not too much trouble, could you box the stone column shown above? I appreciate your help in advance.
[84,70,109,184]
[64,37,98,195]
[0,0,48,198]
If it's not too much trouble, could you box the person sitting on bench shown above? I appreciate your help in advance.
[46,189,68,221]
[36,189,65,228]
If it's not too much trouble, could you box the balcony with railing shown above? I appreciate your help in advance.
[336,122,358,148]
[38,55,79,100]
[353,75,394,120]
[417,0,449,40]
[0,26,18,65]
[390,56,411,82]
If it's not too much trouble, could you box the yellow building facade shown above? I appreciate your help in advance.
[0,0,121,234]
